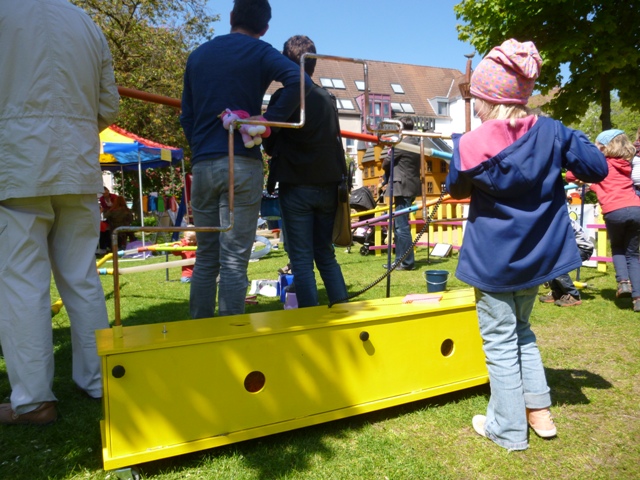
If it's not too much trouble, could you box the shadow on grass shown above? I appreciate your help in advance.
[0,326,107,480]
[546,367,613,406]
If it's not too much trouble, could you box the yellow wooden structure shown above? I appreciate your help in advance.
[97,288,487,471]
[588,214,610,273]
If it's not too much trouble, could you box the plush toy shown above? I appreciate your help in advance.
[219,109,271,148]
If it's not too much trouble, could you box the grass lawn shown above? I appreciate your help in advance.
[1,241,639,479]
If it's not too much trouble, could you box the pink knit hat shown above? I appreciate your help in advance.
[470,39,542,105]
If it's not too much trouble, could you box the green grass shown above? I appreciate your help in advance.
[1,243,639,480]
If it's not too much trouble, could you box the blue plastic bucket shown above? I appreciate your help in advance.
[278,273,294,302]
[424,270,449,293]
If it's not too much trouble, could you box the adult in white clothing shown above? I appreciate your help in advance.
[0,0,119,425]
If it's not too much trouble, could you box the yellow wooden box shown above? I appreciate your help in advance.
[96,288,487,471]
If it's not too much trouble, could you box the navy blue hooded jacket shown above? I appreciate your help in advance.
[446,116,607,293]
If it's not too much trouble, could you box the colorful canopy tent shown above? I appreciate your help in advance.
[99,124,183,171]
[99,125,185,242]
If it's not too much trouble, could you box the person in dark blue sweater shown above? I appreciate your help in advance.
[446,39,607,451]
[180,0,311,318]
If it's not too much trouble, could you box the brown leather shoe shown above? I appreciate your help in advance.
[0,401,57,425]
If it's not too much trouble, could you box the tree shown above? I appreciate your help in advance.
[72,0,219,199]
[569,97,640,142]
[454,0,640,130]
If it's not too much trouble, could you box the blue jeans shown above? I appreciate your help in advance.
[475,287,552,451]
[189,157,263,317]
[279,183,348,307]
[393,196,415,268]
[603,206,640,297]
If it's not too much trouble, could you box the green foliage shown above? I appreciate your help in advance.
[569,96,640,142]
[455,0,640,130]
[72,0,220,195]
[143,215,159,227]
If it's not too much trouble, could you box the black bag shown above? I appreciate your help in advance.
[323,88,353,247]
[332,175,352,247]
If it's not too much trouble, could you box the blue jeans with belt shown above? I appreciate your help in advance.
[189,157,263,318]
[475,287,552,451]
[279,183,348,307]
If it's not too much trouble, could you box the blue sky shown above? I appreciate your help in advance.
[207,0,476,72]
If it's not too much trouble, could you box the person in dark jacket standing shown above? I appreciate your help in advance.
[446,39,607,451]
[382,117,422,271]
[262,35,348,308]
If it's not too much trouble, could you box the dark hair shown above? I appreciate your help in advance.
[399,116,414,131]
[283,35,316,76]
[231,0,271,35]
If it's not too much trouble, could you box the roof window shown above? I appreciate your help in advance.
[319,77,346,89]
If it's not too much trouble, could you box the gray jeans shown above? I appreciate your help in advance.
[189,157,263,318]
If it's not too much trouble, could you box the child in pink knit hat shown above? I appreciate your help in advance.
[469,38,542,105]
[446,39,608,451]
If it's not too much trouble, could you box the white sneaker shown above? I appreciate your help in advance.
[472,415,487,437]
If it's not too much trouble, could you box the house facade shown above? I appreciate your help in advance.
[265,57,482,199]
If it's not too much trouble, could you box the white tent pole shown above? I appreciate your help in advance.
[138,150,145,246]
[181,158,187,226]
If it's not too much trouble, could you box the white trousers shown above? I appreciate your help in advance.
[0,194,109,413]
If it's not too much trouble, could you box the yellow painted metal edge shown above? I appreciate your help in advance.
[97,290,476,356]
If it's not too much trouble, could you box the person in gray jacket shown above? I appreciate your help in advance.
[0,0,119,425]
[382,117,422,270]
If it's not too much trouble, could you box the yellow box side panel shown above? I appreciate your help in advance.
[100,289,488,469]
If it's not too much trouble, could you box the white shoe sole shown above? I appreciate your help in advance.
[472,415,487,437]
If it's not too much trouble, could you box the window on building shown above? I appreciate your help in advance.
[426,160,433,173]
[355,80,365,91]
[427,182,434,194]
[319,77,346,89]
[364,167,368,179]
[367,98,391,129]
[437,101,449,116]
[370,166,375,177]
[440,182,446,192]
[441,160,448,173]
[359,93,391,133]
[345,138,356,156]
[400,103,415,113]
[391,83,404,94]
[336,98,355,110]
[472,99,480,117]
[391,102,415,113]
